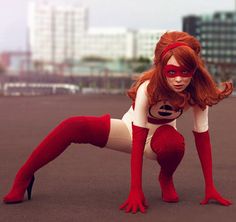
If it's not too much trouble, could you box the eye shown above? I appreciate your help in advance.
[182,70,189,74]
[168,70,176,75]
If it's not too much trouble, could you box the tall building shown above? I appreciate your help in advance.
[183,12,236,81]
[28,2,165,69]
[28,2,88,65]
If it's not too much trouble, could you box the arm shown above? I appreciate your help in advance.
[192,106,232,206]
[120,81,149,213]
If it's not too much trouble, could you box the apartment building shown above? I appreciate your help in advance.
[28,2,165,66]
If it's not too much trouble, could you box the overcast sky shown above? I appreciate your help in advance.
[0,0,234,51]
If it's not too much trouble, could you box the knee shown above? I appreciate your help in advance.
[151,125,185,155]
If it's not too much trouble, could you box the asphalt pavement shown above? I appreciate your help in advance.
[0,94,235,222]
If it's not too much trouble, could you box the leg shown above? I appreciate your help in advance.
[150,125,185,202]
[3,114,110,203]
[105,119,132,153]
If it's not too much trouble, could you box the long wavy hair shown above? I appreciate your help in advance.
[127,31,233,110]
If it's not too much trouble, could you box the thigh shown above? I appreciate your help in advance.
[105,119,132,153]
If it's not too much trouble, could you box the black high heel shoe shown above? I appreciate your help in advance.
[27,175,35,200]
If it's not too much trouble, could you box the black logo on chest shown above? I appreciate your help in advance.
[148,101,183,120]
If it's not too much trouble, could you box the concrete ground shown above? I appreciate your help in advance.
[0,94,235,222]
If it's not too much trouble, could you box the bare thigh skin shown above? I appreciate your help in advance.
[105,118,132,153]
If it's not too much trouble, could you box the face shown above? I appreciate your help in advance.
[164,56,193,93]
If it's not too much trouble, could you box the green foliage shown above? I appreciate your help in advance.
[82,56,111,62]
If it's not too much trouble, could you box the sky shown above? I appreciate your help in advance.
[0,0,235,52]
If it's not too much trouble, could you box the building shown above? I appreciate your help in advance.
[183,12,236,81]
[28,2,166,72]
[136,29,166,61]
[80,27,135,60]
[28,2,88,67]
[0,51,31,75]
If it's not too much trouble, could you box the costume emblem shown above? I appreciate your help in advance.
[148,101,182,120]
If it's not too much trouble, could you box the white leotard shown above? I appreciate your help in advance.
[121,80,209,160]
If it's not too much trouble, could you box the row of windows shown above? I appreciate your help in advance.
[201,20,236,25]
[200,27,236,32]
[202,49,236,55]
[200,33,236,38]
[201,42,236,48]
[200,38,236,43]
[203,46,236,51]
[34,29,85,35]
[139,38,156,42]
[85,34,127,39]
[81,47,126,52]
[202,50,236,58]
[34,34,84,40]
[35,10,86,17]
[34,23,86,30]
[35,15,86,21]
[35,20,86,26]
[138,44,155,50]
[81,41,126,46]
[205,57,236,63]
[82,39,127,44]
[81,52,125,58]
[214,12,236,19]
[201,29,236,34]
[137,35,159,40]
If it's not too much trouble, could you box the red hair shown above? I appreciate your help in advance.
[127,31,233,110]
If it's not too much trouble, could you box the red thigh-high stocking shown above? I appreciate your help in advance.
[150,125,185,202]
[3,114,110,204]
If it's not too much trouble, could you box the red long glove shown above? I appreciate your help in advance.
[120,124,149,213]
[193,130,232,206]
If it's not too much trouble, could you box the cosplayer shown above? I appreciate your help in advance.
[3,31,233,213]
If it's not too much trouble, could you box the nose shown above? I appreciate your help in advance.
[174,76,183,83]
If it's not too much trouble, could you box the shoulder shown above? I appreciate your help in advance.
[135,80,150,110]
[138,80,150,90]
[133,82,150,126]
[136,80,150,100]
[137,80,150,96]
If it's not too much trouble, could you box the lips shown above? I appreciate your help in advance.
[174,85,184,89]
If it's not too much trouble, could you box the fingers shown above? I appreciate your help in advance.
[138,202,146,213]
[119,200,128,210]
[125,204,133,213]
[132,204,138,214]
[120,201,147,214]
[200,196,232,206]
[200,198,209,205]
[127,203,146,214]
[125,203,146,214]
[215,196,232,206]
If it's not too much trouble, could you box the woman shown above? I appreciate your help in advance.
[3,31,233,214]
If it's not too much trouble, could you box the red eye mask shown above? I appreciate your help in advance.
[163,65,195,78]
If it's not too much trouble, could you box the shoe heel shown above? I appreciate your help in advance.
[27,175,35,200]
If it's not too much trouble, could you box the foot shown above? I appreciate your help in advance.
[158,173,179,203]
[3,177,33,204]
